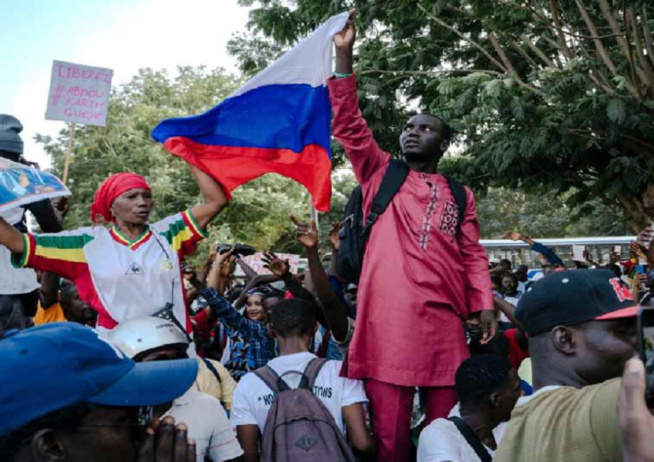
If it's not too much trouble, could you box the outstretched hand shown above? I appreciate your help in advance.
[262,251,291,278]
[291,215,319,250]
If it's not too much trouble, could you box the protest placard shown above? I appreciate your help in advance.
[572,244,586,262]
[0,158,70,213]
[45,60,113,127]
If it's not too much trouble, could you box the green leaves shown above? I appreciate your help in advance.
[606,98,626,124]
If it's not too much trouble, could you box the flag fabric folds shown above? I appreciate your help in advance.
[152,12,350,212]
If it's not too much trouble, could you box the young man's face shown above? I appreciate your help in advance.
[494,368,522,422]
[55,405,145,462]
[572,318,637,384]
[62,292,97,326]
[399,114,445,161]
[502,276,518,294]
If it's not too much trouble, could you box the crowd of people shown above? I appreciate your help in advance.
[2,14,654,462]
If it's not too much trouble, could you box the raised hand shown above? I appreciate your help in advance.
[137,416,196,462]
[291,215,318,250]
[334,10,356,51]
[214,245,233,266]
[329,221,342,251]
[618,358,654,462]
[334,10,355,74]
[262,251,291,278]
[502,231,522,241]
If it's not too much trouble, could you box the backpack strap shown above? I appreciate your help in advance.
[362,160,410,240]
[303,357,329,391]
[201,358,221,384]
[446,416,493,462]
[254,366,282,394]
[444,175,467,235]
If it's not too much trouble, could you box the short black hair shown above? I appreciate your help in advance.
[0,401,93,459]
[502,273,518,283]
[499,259,512,268]
[490,275,503,288]
[455,355,514,407]
[416,114,453,145]
[468,334,510,358]
[262,288,286,301]
[269,298,316,338]
[60,279,79,304]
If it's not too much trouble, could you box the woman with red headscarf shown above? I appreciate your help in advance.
[0,165,227,335]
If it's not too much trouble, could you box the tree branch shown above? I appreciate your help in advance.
[417,3,508,74]
[520,34,557,68]
[359,69,505,77]
[540,35,565,67]
[549,0,574,60]
[641,6,654,69]
[509,40,540,69]
[575,0,641,99]
[597,0,645,89]
[626,6,654,93]
[517,0,626,39]
[488,35,545,96]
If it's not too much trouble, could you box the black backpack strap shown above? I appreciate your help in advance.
[363,160,410,239]
[444,175,467,235]
[201,358,222,383]
[254,366,282,394]
[447,416,493,462]
[303,357,329,391]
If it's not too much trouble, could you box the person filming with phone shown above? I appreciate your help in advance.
[494,269,647,462]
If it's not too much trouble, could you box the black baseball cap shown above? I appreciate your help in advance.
[516,269,639,336]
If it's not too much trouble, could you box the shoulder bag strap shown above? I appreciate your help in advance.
[253,366,282,394]
[201,358,221,383]
[447,416,493,462]
[303,357,329,391]
[363,160,410,240]
[444,175,467,235]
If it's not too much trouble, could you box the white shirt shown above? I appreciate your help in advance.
[230,351,367,434]
[164,389,243,462]
[501,293,522,323]
[17,211,204,333]
[418,404,507,462]
[0,207,38,295]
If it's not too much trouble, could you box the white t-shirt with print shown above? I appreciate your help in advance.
[230,351,367,434]
[164,389,243,462]
[417,403,507,462]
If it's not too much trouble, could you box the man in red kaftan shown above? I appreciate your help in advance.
[329,14,497,461]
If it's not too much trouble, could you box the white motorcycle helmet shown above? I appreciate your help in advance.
[107,316,189,360]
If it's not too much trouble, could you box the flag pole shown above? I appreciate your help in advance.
[62,122,76,184]
[309,196,319,227]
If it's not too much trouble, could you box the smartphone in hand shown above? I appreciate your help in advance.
[637,308,654,407]
[216,243,256,258]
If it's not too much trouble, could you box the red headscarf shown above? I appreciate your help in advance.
[90,173,151,224]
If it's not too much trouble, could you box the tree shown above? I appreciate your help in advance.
[475,187,630,238]
[36,66,312,264]
[232,0,654,230]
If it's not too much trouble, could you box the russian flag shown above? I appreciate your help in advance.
[152,12,350,212]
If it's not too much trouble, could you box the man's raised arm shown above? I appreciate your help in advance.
[329,11,387,184]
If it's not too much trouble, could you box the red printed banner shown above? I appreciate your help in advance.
[45,60,113,127]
